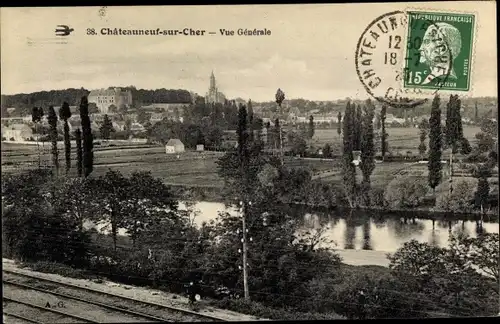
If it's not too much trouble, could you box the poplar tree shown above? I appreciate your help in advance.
[381,104,388,161]
[337,111,342,136]
[360,99,375,206]
[265,121,271,147]
[31,107,44,168]
[237,105,250,192]
[342,101,357,208]
[79,97,94,177]
[428,95,443,193]
[474,166,491,214]
[444,94,471,196]
[47,106,59,174]
[59,102,72,174]
[418,118,429,158]
[474,101,479,123]
[308,115,315,139]
[247,100,254,142]
[75,129,83,177]
[354,104,363,151]
[274,118,280,153]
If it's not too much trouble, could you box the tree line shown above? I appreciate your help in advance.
[31,97,94,177]
[337,94,497,213]
[2,94,499,320]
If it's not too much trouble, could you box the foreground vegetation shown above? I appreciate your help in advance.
[3,157,499,319]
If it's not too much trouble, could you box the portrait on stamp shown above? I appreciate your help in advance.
[404,12,475,91]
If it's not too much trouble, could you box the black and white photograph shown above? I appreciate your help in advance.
[1,2,498,321]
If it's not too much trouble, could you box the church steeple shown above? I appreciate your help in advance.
[210,70,216,90]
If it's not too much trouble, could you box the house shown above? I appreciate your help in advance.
[165,139,185,154]
[150,112,165,123]
[88,87,133,114]
[2,124,34,141]
[196,144,204,151]
[68,119,81,132]
[112,121,126,131]
[130,122,145,133]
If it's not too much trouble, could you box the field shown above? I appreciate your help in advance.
[0,125,491,191]
[310,126,482,155]
[1,142,225,188]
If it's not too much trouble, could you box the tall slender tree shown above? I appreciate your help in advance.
[59,102,72,174]
[31,107,44,168]
[444,94,470,196]
[359,100,375,206]
[428,95,443,193]
[337,111,342,136]
[342,101,357,208]
[381,104,388,161]
[275,88,285,164]
[418,118,429,158]
[265,121,271,148]
[353,104,363,151]
[75,129,83,177]
[79,97,94,177]
[474,101,479,123]
[474,165,491,214]
[247,100,254,143]
[237,104,250,191]
[274,118,280,153]
[47,106,59,174]
[308,115,315,139]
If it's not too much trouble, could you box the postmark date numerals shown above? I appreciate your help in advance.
[384,52,397,65]
[388,35,401,49]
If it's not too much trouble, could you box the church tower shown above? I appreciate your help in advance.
[210,70,216,90]
[205,70,226,104]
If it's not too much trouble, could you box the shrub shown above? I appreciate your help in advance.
[435,180,476,213]
[208,298,344,320]
[23,261,90,279]
[384,176,428,209]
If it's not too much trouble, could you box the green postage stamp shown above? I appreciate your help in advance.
[404,11,475,92]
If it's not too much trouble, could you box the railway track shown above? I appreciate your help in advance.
[3,296,96,324]
[3,270,228,322]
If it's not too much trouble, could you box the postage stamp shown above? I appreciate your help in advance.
[403,11,475,92]
[355,9,475,109]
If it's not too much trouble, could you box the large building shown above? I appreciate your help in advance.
[205,71,226,104]
[88,87,133,114]
[1,124,33,141]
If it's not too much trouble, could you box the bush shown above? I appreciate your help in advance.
[208,298,344,320]
[384,176,428,209]
[435,180,475,213]
[370,187,386,207]
[22,261,91,279]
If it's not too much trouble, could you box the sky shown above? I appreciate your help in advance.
[1,2,497,101]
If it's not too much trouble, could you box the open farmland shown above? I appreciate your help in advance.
[311,126,482,154]
[1,123,493,192]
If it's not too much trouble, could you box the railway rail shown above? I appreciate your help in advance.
[3,296,96,324]
[3,269,228,322]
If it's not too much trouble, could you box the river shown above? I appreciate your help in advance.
[180,201,499,253]
[86,200,499,255]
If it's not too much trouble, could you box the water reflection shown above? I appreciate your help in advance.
[362,218,372,250]
[184,202,499,253]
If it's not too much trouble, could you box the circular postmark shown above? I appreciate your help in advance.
[355,10,453,109]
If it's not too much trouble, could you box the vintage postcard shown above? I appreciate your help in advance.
[1,2,498,322]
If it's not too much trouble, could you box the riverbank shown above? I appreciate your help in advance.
[169,185,499,221]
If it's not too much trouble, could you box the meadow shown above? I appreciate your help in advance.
[310,126,482,155]
[0,126,489,191]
